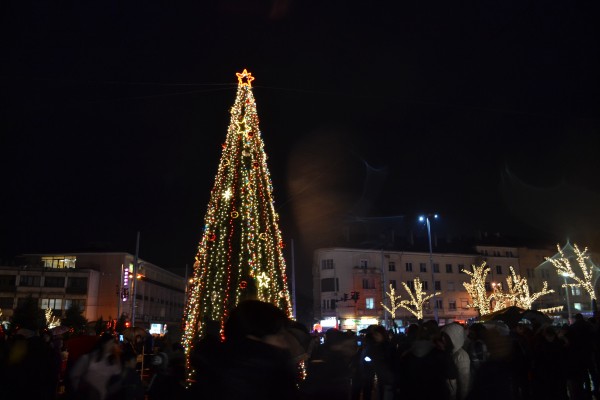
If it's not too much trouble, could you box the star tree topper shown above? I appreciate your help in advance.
[236,69,255,88]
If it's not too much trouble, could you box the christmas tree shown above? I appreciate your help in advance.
[182,69,293,364]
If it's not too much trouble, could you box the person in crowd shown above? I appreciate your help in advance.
[394,321,455,400]
[188,318,224,398]
[441,323,471,400]
[146,349,186,400]
[467,321,516,400]
[302,328,357,400]
[353,325,394,400]
[464,322,489,384]
[530,325,568,400]
[565,313,595,400]
[510,322,534,399]
[106,348,145,400]
[216,299,299,400]
[67,332,122,400]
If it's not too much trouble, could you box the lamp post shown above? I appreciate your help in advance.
[561,272,573,324]
[419,214,439,322]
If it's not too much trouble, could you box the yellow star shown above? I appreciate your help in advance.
[236,69,255,88]
[236,118,246,132]
[257,271,270,288]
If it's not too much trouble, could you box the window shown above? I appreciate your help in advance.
[360,260,368,269]
[362,279,374,289]
[41,256,76,269]
[17,297,38,307]
[424,300,431,310]
[435,299,443,309]
[405,263,413,272]
[406,280,415,290]
[389,280,396,289]
[0,275,15,288]
[388,262,396,272]
[434,281,441,291]
[331,299,337,310]
[0,297,14,308]
[461,299,469,309]
[321,259,334,270]
[448,300,457,310]
[41,298,63,310]
[506,251,514,257]
[67,277,88,294]
[44,277,65,288]
[433,263,440,273]
[19,275,40,287]
[65,299,85,311]
[572,287,582,296]
[422,281,429,290]
[496,265,503,274]
[446,264,453,273]
[321,278,338,292]
[366,298,374,309]
[458,264,465,273]
[447,282,455,291]
[420,263,427,273]
[574,302,583,311]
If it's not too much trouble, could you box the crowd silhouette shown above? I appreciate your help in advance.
[1,304,600,400]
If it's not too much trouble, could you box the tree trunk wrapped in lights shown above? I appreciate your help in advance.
[182,70,293,376]
[396,277,441,321]
[381,284,402,323]
[462,262,495,316]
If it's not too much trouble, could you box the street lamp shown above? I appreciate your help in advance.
[561,272,573,324]
[419,214,439,322]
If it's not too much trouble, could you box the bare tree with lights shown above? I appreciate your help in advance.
[396,277,441,321]
[546,243,598,306]
[462,262,495,316]
[502,267,554,310]
[381,284,403,325]
[45,308,60,329]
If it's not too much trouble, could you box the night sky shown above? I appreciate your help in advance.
[2,1,599,319]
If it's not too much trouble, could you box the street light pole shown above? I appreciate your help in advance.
[420,214,439,322]
[562,273,573,324]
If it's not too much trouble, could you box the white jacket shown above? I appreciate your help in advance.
[442,323,471,400]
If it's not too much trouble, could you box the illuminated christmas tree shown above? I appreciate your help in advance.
[182,70,293,367]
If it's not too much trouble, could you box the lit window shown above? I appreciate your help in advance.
[366,298,374,309]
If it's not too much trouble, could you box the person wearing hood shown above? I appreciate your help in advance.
[441,323,471,400]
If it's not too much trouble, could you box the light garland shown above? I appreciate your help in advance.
[380,284,402,319]
[182,70,293,380]
[45,308,60,329]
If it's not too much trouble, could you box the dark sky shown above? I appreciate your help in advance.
[1,1,599,317]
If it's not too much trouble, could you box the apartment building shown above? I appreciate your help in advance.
[0,252,186,330]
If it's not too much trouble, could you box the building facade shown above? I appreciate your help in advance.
[313,244,594,331]
[0,253,186,330]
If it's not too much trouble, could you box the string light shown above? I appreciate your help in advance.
[546,243,598,302]
[381,284,402,320]
[182,70,293,381]
[396,277,441,320]
[45,308,60,329]
[462,262,494,316]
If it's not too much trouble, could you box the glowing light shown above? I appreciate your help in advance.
[546,243,598,302]
[182,69,293,381]
[381,284,402,319]
[236,69,255,87]
[396,277,441,320]
[462,262,494,316]
[45,308,60,329]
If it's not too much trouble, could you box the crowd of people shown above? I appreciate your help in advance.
[1,303,600,400]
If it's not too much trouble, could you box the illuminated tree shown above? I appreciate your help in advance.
[45,308,60,329]
[396,277,441,320]
[546,243,598,303]
[381,284,402,321]
[501,267,554,310]
[182,70,293,373]
[462,262,495,316]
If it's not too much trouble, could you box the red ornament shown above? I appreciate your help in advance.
[209,234,216,242]
[279,241,285,249]
[253,162,259,168]
[222,143,227,149]
[247,131,254,137]
[240,280,247,289]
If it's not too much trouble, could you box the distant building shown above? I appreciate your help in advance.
[0,253,186,330]
[313,244,599,331]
